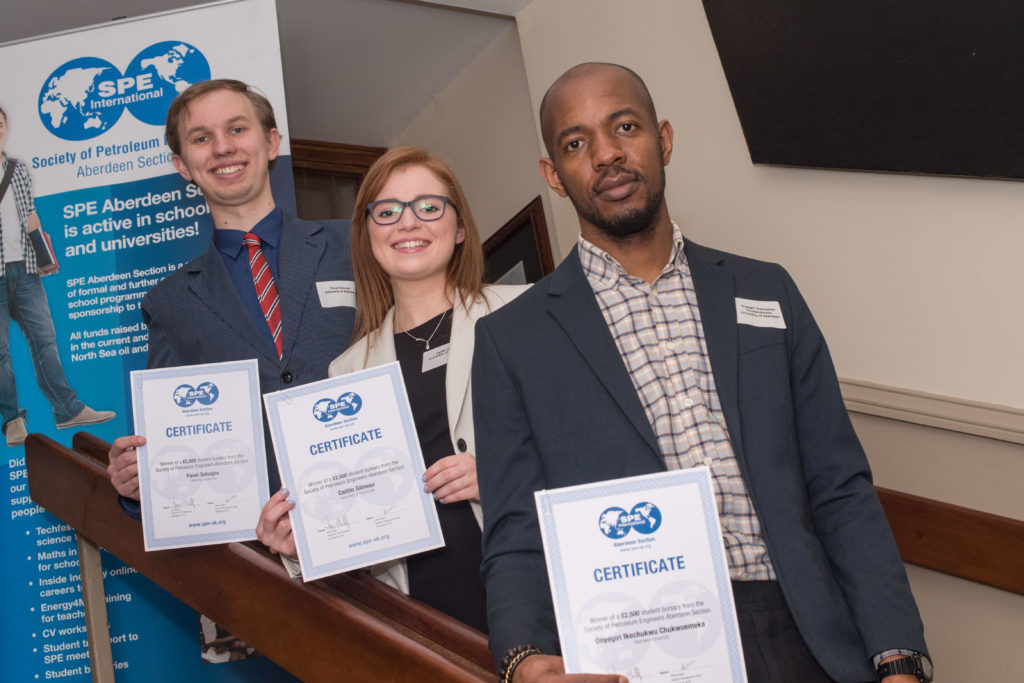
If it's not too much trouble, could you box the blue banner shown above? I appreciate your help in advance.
[2,1,297,679]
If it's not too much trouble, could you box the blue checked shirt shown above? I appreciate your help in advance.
[0,155,39,277]
[579,225,775,581]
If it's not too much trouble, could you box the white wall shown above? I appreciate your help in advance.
[515,0,1024,409]
[392,25,553,243]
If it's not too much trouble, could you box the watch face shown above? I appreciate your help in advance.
[918,654,934,680]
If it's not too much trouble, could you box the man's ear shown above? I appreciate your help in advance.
[539,157,567,197]
[172,155,192,183]
[266,127,281,162]
[658,119,674,166]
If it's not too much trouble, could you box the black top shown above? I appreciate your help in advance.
[394,309,488,633]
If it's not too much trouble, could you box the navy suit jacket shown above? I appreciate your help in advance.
[472,239,926,681]
[141,213,355,490]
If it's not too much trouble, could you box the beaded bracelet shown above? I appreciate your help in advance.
[500,644,542,683]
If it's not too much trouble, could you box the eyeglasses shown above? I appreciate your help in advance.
[366,195,453,226]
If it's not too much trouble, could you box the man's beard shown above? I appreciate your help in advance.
[569,165,665,241]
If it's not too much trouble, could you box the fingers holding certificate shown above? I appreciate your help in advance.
[130,359,270,550]
[264,362,443,581]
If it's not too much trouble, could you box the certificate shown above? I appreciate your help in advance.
[535,468,746,682]
[131,359,269,551]
[263,362,443,582]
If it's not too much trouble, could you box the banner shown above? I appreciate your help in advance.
[1,1,296,679]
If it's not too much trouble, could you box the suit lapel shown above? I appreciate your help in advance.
[686,241,743,454]
[277,215,325,361]
[445,291,476,439]
[368,308,398,366]
[187,243,277,363]
[547,251,662,457]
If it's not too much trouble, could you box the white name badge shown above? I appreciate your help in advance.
[316,280,356,308]
[735,298,786,328]
[422,343,450,373]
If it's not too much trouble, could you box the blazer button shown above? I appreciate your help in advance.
[281,371,294,384]
[456,438,467,452]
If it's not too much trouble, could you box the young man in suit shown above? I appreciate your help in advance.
[473,63,930,683]
[106,79,355,522]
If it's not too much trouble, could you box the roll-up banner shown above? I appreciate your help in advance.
[1,1,296,679]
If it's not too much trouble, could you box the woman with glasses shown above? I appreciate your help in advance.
[258,146,528,632]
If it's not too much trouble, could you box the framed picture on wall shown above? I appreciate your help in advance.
[482,196,554,285]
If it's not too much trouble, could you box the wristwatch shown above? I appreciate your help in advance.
[876,653,933,681]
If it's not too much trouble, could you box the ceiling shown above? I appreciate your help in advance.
[0,0,530,146]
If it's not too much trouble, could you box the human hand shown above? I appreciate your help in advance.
[256,488,297,559]
[423,451,479,503]
[107,435,144,500]
[513,654,627,683]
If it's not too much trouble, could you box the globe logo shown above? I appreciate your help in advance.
[598,507,630,539]
[38,57,124,141]
[312,392,363,422]
[598,502,663,539]
[38,41,211,141]
[194,381,219,405]
[125,41,211,125]
[172,382,219,408]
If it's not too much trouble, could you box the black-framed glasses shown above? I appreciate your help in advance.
[366,195,453,226]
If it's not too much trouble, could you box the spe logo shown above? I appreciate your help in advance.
[38,41,211,141]
[312,392,363,423]
[173,382,220,408]
[598,502,663,539]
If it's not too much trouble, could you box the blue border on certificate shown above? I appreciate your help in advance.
[537,468,746,682]
[131,358,267,550]
[264,362,444,579]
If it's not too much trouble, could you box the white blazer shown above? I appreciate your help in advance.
[327,284,529,593]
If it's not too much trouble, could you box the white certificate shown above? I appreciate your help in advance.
[263,362,443,582]
[131,359,269,551]
[535,468,747,682]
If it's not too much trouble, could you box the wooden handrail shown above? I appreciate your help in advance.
[876,487,1024,596]
[29,430,1021,681]
[26,433,496,682]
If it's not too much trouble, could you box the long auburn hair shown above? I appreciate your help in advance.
[350,147,485,340]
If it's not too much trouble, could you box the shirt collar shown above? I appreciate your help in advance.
[578,221,688,286]
[212,207,283,259]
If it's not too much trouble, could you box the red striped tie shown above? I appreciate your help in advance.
[242,233,283,359]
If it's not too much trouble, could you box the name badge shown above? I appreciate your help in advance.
[735,297,786,328]
[316,280,356,308]
[422,343,450,373]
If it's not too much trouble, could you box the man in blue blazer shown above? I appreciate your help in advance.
[107,79,354,515]
[473,64,929,683]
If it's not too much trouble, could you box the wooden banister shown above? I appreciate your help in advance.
[26,433,496,682]
[876,487,1024,596]
[30,431,1021,681]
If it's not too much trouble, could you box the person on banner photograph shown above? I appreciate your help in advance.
[473,63,931,683]
[261,146,528,630]
[0,105,116,448]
